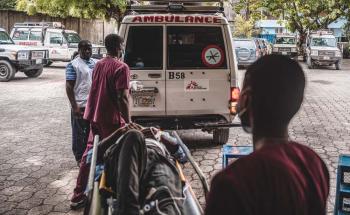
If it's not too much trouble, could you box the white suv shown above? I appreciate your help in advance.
[10,22,106,65]
[0,28,48,82]
[120,0,239,144]
[305,30,342,70]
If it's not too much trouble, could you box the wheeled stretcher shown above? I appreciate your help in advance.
[84,131,209,215]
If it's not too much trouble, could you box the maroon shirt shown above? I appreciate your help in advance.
[205,142,329,215]
[84,57,130,136]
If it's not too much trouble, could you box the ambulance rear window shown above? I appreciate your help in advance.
[167,26,227,69]
[125,26,163,70]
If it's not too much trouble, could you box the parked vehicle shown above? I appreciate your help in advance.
[272,33,298,60]
[10,22,106,65]
[120,0,240,145]
[233,38,259,68]
[304,30,342,70]
[0,28,48,82]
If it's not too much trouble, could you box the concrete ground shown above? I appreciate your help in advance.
[0,60,349,214]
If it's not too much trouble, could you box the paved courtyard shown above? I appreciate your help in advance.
[0,60,350,214]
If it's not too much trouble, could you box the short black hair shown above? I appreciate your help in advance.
[78,40,91,50]
[244,55,305,133]
[104,34,124,55]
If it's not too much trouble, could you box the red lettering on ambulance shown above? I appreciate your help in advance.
[175,16,184,22]
[144,16,155,22]
[205,17,212,23]
[132,16,142,22]
[213,17,221,24]
[165,15,175,22]
[155,16,164,22]
[194,16,204,23]
[185,16,194,23]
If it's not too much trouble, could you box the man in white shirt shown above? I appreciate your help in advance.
[65,40,97,166]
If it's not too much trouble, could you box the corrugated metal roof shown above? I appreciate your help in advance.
[328,18,347,29]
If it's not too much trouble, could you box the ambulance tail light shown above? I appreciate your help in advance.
[230,87,240,114]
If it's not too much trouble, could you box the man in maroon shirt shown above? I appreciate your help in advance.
[70,34,131,209]
[205,55,329,215]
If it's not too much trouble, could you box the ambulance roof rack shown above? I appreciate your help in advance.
[126,0,224,15]
[13,22,64,29]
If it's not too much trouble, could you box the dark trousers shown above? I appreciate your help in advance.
[105,130,183,215]
[71,122,120,203]
[71,108,89,162]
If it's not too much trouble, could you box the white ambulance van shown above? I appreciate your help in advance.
[120,0,239,144]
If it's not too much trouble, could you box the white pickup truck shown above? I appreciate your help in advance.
[10,22,106,65]
[0,28,48,82]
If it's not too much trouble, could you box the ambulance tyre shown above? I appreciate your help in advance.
[24,67,43,78]
[0,60,15,82]
[44,61,53,67]
[335,61,341,70]
[307,56,314,69]
[213,128,229,145]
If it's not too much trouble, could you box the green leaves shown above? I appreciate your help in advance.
[234,0,265,21]
[232,14,256,38]
[16,0,127,21]
[262,0,348,34]
[0,0,16,9]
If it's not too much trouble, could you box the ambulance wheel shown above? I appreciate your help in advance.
[44,61,53,67]
[213,128,229,145]
[0,60,15,82]
[307,56,314,69]
[24,67,43,78]
[335,61,341,70]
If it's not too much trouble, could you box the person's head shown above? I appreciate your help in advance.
[78,40,92,60]
[238,55,305,139]
[104,34,124,58]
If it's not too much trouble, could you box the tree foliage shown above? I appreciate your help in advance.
[232,14,255,38]
[233,0,265,21]
[16,0,127,22]
[0,0,16,9]
[262,0,349,42]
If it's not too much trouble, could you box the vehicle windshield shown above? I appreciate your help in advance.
[276,37,296,44]
[63,32,81,44]
[0,31,14,44]
[29,31,42,41]
[233,40,255,49]
[12,29,29,41]
[311,37,337,47]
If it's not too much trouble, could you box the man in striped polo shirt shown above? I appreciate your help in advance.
[66,40,98,166]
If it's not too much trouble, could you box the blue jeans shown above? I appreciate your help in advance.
[71,108,90,162]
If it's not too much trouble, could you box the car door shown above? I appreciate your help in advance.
[11,28,29,45]
[165,25,231,116]
[124,25,166,117]
[45,31,69,60]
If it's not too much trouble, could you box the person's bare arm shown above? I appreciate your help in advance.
[116,89,131,123]
[66,80,80,116]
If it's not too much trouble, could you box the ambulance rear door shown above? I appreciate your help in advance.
[124,25,166,116]
[165,25,231,116]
